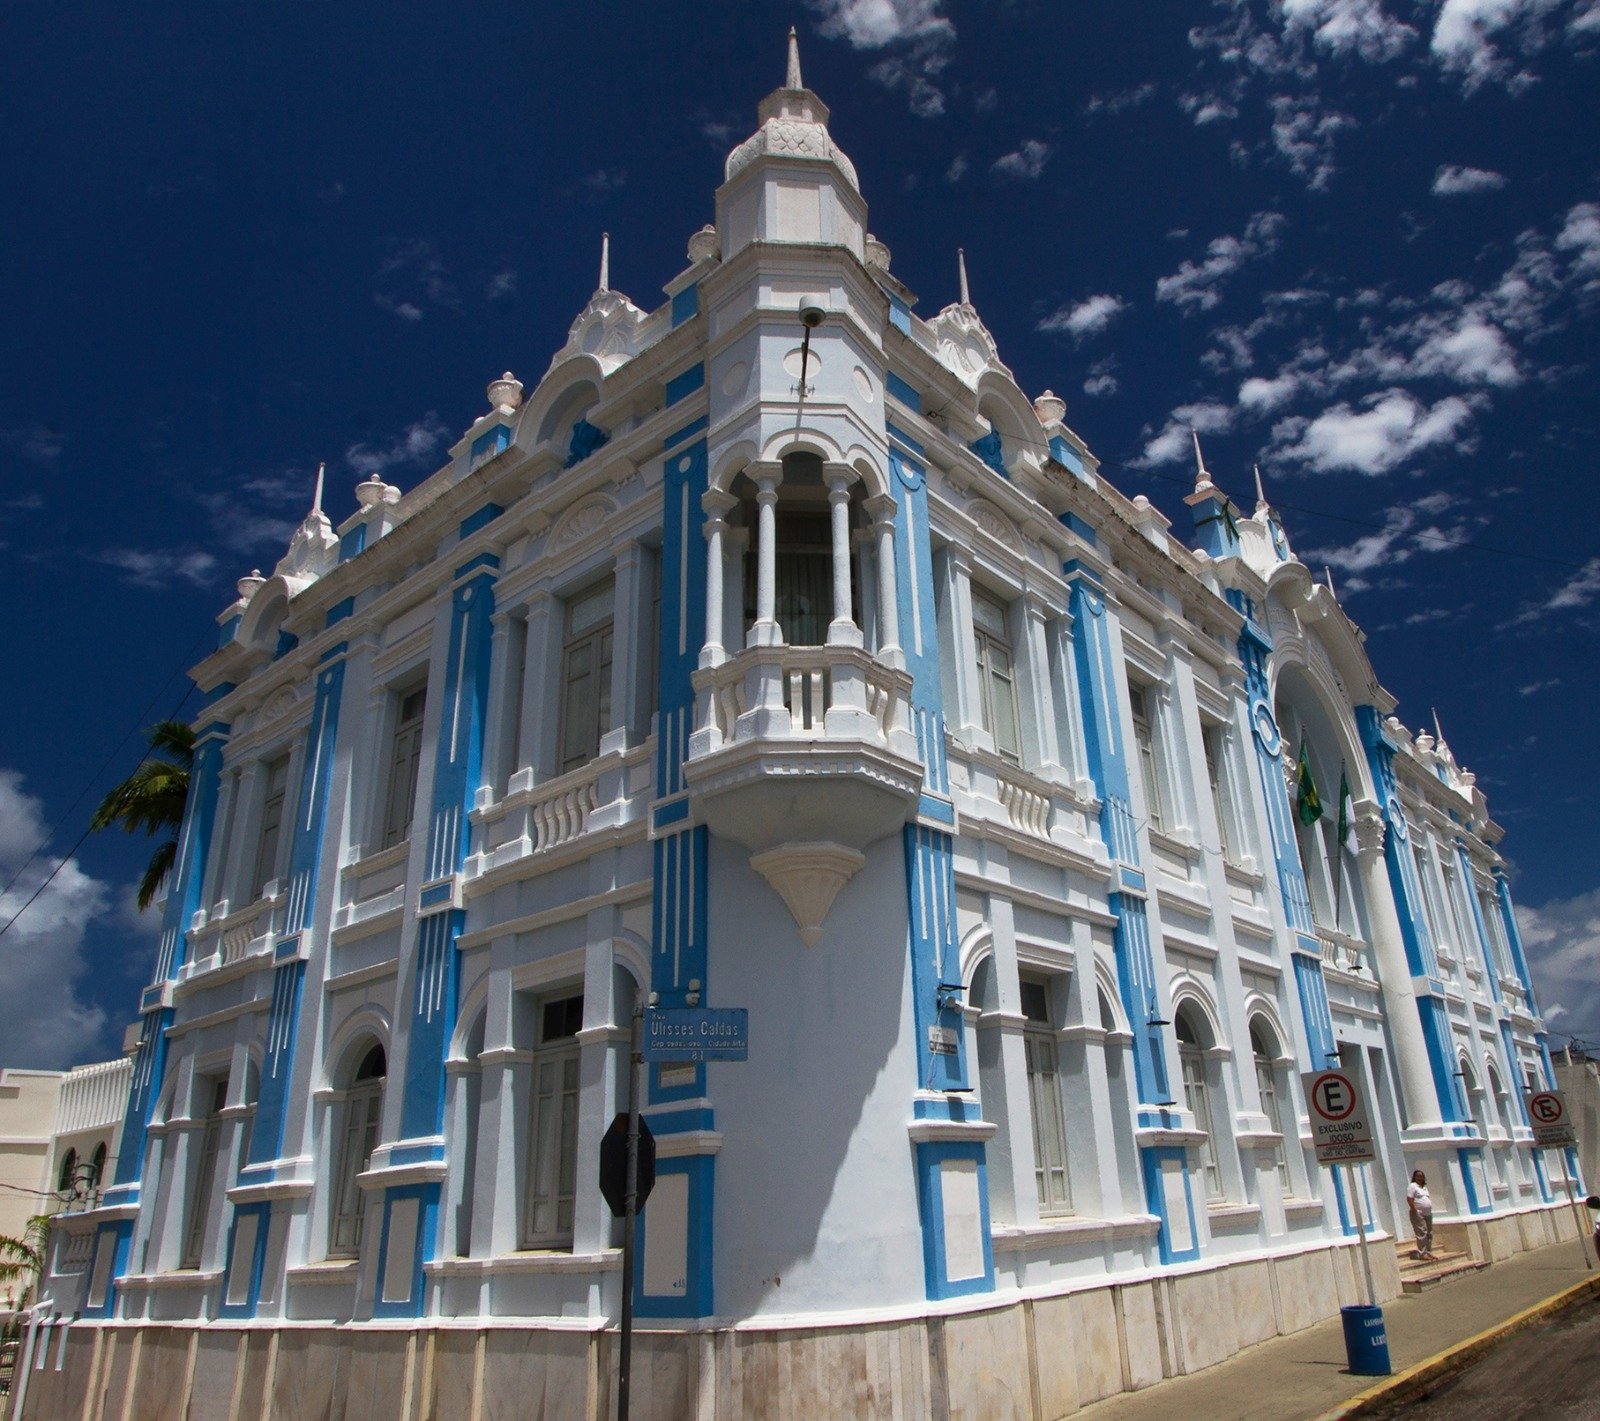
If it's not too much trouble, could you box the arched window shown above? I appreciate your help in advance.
[1250,1021,1290,1191]
[330,1043,386,1258]
[88,1142,108,1194]
[183,1073,231,1268]
[57,1148,78,1195]
[1021,976,1072,1215]
[522,990,584,1249]
[1176,1004,1223,1200]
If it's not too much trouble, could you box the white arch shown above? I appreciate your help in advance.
[1094,958,1130,1035]
[1170,976,1226,1051]
[612,932,651,1002]
[959,924,994,993]
[323,1006,392,1090]
[1242,992,1293,1061]
[758,426,846,467]
[518,356,606,452]
[236,576,295,656]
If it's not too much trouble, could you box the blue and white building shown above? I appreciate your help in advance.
[25,36,1580,1421]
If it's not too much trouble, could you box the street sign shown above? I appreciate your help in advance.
[600,1111,656,1218]
[643,1007,749,1062]
[1525,1088,1577,1149]
[1302,1068,1377,1166]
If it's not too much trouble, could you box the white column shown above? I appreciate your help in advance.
[700,492,736,669]
[511,588,559,793]
[200,768,241,920]
[934,546,985,748]
[1017,591,1062,778]
[477,609,518,808]
[602,540,645,756]
[825,471,862,648]
[865,494,902,668]
[749,468,781,648]
[1355,810,1446,1135]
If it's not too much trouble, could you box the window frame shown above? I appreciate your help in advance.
[1128,681,1172,835]
[250,754,292,900]
[182,1076,230,1269]
[1176,1007,1223,1201]
[328,1044,386,1259]
[971,588,1022,765]
[1020,976,1072,1216]
[1250,1022,1291,1194]
[380,684,428,850]
[521,989,585,1250]
[556,581,616,774]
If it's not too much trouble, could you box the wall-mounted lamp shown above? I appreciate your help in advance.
[796,296,826,395]
[936,981,964,1014]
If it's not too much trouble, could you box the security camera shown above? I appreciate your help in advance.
[798,298,827,329]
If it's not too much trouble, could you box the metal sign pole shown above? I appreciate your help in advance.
[1558,1154,1592,1271]
[617,999,644,1421]
[1347,1164,1378,1307]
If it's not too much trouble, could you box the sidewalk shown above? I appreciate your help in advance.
[1076,1237,1595,1421]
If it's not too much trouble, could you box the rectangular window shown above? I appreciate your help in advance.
[1253,1051,1291,1193]
[1203,725,1237,862]
[1129,684,1169,833]
[1480,889,1512,978]
[1021,978,1071,1213]
[523,991,584,1248]
[182,1077,229,1268]
[973,590,1021,764]
[381,687,428,849]
[558,583,614,773]
[251,756,290,900]
[1412,844,1452,951]
[329,1078,382,1257]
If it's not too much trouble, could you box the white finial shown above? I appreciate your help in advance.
[786,26,803,89]
[958,247,970,306]
[1191,430,1212,492]
[1254,463,1268,512]
[312,461,325,516]
[598,231,610,292]
[1324,565,1336,597]
[1432,707,1445,744]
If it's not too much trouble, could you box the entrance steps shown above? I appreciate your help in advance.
[1395,1223,1490,1293]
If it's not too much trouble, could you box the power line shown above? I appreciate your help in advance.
[0,630,211,945]
[0,630,209,904]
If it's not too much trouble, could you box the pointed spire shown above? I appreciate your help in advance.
[312,461,325,516]
[958,247,971,306]
[1324,565,1336,597]
[1432,707,1446,744]
[598,231,610,293]
[1191,430,1213,492]
[786,26,803,89]
[1254,463,1270,514]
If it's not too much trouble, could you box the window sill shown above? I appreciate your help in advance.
[427,1248,621,1278]
[287,1260,360,1286]
[1207,1202,1262,1225]
[991,1213,1161,1253]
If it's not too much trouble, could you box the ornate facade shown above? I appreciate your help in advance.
[22,36,1581,1421]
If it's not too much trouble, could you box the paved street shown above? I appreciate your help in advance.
[1365,1290,1600,1419]
[1076,1237,1595,1421]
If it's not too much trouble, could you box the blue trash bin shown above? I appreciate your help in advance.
[1340,1304,1391,1376]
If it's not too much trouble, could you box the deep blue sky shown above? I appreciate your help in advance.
[3,1,1597,1069]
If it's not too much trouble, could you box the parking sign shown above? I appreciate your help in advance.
[1524,1088,1577,1149]
[1302,1068,1377,1166]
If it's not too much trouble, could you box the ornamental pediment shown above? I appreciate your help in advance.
[548,291,650,377]
[929,303,1012,389]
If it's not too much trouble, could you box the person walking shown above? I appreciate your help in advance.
[1407,1169,1435,1260]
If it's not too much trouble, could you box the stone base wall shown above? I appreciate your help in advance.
[2,1226,1458,1421]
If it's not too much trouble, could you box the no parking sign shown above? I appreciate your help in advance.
[1302,1068,1377,1166]
[1524,1088,1577,1148]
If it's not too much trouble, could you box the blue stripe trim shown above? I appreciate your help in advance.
[459,502,505,539]
[671,284,700,326]
[665,363,705,406]
[886,421,925,458]
[339,524,368,562]
[324,597,355,629]
[453,552,501,580]
[886,371,922,412]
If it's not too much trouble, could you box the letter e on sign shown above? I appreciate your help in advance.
[1301,1068,1376,1167]
[1524,1088,1577,1149]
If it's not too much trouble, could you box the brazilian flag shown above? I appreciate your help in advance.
[1296,744,1323,827]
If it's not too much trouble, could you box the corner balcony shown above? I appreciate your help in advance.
[685,643,923,852]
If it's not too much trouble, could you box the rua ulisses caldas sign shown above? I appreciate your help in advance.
[644,1007,749,1062]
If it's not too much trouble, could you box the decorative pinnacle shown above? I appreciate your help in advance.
[312,461,326,516]
[958,247,971,306]
[1191,431,1213,492]
[1324,565,1337,597]
[598,231,610,293]
[786,26,803,89]
[1432,707,1446,745]
[1254,463,1269,513]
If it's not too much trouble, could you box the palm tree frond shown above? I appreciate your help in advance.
[137,839,178,911]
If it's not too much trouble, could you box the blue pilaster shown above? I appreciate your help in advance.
[642,431,717,1319]
[90,713,229,1315]
[1355,707,1464,1124]
[892,436,995,1297]
[1061,557,1199,1260]
[375,559,496,1317]
[1493,874,1539,1009]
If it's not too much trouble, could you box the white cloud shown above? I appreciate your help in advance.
[1430,0,1552,90]
[345,413,451,479]
[96,548,218,589]
[1432,164,1507,195]
[1282,0,1416,59]
[1083,358,1120,398]
[1156,212,1286,313]
[485,270,518,300]
[1238,372,1303,411]
[1505,557,1600,626]
[991,139,1054,181]
[1519,887,1600,1042]
[1085,83,1158,114]
[1304,493,1468,574]
[811,0,956,116]
[373,238,455,322]
[1410,315,1521,386]
[945,153,968,183]
[1134,401,1235,467]
[580,168,628,197]
[1037,293,1129,341]
[1556,202,1600,288]
[1270,389,1478,473]
[0,770,113,1069]
[1269,94,1353,189]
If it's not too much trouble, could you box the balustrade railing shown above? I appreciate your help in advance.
[1316,924,1371,975]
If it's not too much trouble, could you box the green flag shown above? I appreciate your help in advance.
[1336,767,1352,848]
[1296,744,1323,827]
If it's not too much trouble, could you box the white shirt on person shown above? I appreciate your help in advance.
[1407,1181,1433,1214]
